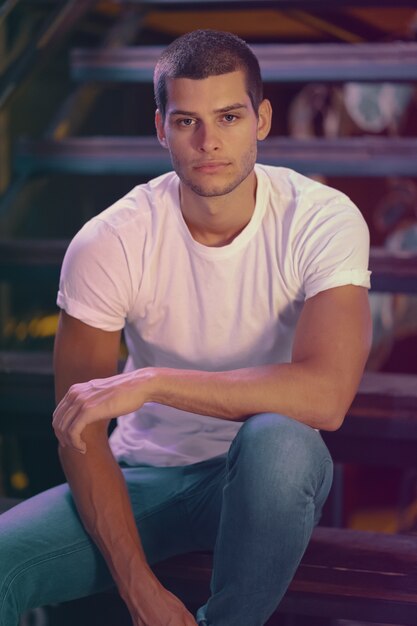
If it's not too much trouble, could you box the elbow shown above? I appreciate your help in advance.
[314,389,348,432]
[321,412,345,432]
[319,390,353,431]
[311,404,345,431]
[302,402,344,431]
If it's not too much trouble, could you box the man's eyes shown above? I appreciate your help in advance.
[175,114,239,127]
[177,118,195,127]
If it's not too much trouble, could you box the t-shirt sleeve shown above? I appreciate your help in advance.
[57,218,133,331]
[295,202,371,301]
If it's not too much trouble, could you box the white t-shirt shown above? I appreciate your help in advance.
[57,164,371,467]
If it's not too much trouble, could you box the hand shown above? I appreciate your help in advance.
[52,369,154,454]
[130,582,199,626]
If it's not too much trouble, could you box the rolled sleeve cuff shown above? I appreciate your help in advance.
[57,291,125,332]
[305,268,372,301]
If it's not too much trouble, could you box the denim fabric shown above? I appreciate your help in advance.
[0,413,333,626]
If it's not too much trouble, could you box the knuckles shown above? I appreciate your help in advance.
[52,381,99,445]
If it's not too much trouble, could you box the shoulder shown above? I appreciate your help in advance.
[61,171,177,271]
[256,163,367,231]
[92,170,179,236]
[67,171,179,258]
[256,163,357,209]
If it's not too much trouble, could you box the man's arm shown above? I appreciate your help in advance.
[54,311,198,626]
[53,285,372,453]
[151,284,372,429]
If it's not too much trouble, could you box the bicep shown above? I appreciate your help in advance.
[53,310,122,404]
[292,285,372,417]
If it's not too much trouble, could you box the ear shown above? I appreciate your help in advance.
[155,109,168,149]
[256,99,272,141]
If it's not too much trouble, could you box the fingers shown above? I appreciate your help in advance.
[53,412,87,453]
[52,372,141,454]
[181,613,198,626]
[53,384,90,453]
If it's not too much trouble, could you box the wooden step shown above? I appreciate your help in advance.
[127,0,417,8]
[0,238,65,283]
[16,136,417,177]
[1,351,417,468]
[0,351,55,436]
[369,248,417,294]
[153,527,417,625]
[72,42,417,83]
[2,495,417,623]
[0,238,67,267]
[1,238,417,293]
[322,371,417,467]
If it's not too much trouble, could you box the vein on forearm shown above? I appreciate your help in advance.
[148,362,340,430]
[58,439,152,596]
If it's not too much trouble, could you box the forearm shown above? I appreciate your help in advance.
[147,361,345,430]
[52,313,195,622]
[59,430,161,613]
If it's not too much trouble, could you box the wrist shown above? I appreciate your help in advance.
[139,366,166,404]
[122,566,163,612]
[128,366,160,405]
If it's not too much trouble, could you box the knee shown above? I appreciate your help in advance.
[230,413,333,495]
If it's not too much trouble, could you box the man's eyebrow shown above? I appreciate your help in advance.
[169,109,197,117]
[214,103,248,113]
[168,103,248,117]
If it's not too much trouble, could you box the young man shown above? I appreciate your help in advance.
[0,30,372,626]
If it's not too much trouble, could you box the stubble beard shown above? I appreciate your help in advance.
[170,145,257,198]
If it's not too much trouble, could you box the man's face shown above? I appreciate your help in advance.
[155,70,271,198]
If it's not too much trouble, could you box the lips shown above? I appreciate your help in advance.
[193,161,230,173]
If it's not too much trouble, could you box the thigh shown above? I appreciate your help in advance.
[0,481,111,617]
[177,455,227,552]
[0,463,207,614]
[124,462,226,563]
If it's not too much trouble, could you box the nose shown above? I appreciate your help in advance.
[196,122,221,153]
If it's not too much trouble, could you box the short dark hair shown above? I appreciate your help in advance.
[154,29,263,120]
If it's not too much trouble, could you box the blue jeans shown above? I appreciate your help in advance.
[0,413,333,626]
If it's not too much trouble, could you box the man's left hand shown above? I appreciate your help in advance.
[52,369,153,453]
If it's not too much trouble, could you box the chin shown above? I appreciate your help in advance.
[182,171,248,198]
[190,182,241,198]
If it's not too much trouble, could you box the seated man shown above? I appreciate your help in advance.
[0,29,372,626]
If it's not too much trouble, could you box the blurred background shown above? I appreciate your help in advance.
[1,0,417,610]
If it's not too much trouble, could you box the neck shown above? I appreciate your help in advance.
[179,170,257,247]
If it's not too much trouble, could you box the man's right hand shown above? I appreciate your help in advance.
[129,581,198,626]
